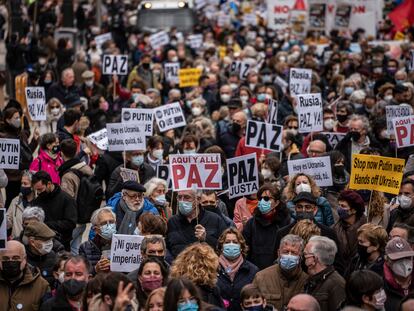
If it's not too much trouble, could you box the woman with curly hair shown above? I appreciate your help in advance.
[216,228,259,311]
[170,243,224,307]
[285,173,334,226]
[366,190,390,229]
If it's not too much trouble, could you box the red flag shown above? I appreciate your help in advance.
[389,0,414,32]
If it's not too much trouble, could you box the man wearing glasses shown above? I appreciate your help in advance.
[166,189,228,258]
[0,240,50,310]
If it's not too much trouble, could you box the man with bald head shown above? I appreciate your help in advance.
[287,294,321,311]
[218,111,247,158]
[307,140,327,158]
[0,240,49,311]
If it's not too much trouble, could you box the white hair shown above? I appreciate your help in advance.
[22,206,45,222]
[308,236,337,266]
[349,90,366,102]
[144,177,168,197]
[349,114,370,132]
[280,234,304,252]
[90,207,116,226]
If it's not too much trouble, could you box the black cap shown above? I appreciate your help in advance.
[228,97,242,108]
[394,84,408,94]
[293,192,317,205]
[122,181,146,192]
[65,93,82,107]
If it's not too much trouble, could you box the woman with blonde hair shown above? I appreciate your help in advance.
[366,190,390,228]
[289,219,321,244]
[285,173,334,226]
[145,287,166,311]
[170,243,223,307]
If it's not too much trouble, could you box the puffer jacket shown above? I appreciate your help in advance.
[25,247,57,287]
[217,259,259,311]
[0,264,50,311]
[30,149,64,184]
[287,196,334,226]
[78,235,111,274]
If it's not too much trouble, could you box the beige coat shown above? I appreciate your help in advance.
[61,161,93,199]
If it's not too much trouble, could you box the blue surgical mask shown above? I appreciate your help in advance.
[155,194,166,205]
[223,243,241,260]
[257,93,266,102]
[178,201,194,216]
[100,223,116,240]
[258,198,272,214]
[279,254,300,271]
[344,86,354,95]
[131,155,144,166]
[177,300,199,311]
[183,149,196,154]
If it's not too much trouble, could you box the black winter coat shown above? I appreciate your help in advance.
[94,151,123,186]
[46,81,79,106]
[167,209,228,258]
[78,239,103,274]
[32,185,77,248]
[26,247,57,287]
[243,208,291,270]
[217,259,259,311]
[198,284,224,308]
[217,129,241,159]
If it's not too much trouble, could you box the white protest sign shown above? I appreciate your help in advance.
[394,115,414,148]
[110,234,144,272]
[164,62,180,84]
[25,87,46,121]
[0,139,20,169]
[267,99,279,124]
[227,153,259,199]
[275,76,288,93]
[106,123,147,151]
[409,50,414,72]
[122,108,154,136]
[243,13,257,26]
[289,68,312,95]
[102,55,128,75]
[154,102,186,132]
[288,156,333,187]
[217,14,231,27]
[230,60,253,80]
[87,128,108,150]
[296,93,323,133]
[267,0,296,30]
[120,168,139,183]
[245,120,283,152]
[157,165,172,190]
[94,32,112,48]
[320,132,346,149]
[169,154,222,191]
[188,34,204,50]
[386,105,412,135]
[149,31,170,50]
[0,208,5,249]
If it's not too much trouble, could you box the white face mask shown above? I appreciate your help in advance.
[230,83,238,91]
[51,108,60,116]
[152,149,163,160]
[38,239,54,255]
[191,107,202,116]
[240,95,249,104]
[85,79,94,87]
[399,195,413,210]
[261,168,273,179]
[324,118,335,131]
[296,183,312,194]
[39,57,47,65]
[391,258,413,278]
[384,95,393,101]
[221,94,231,103]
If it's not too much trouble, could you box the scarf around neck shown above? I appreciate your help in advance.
[219,254,244,281]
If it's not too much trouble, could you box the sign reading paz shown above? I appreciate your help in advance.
[227,153,259,199]
[394,115,414,148]
[102,55,128,75]
[169,154,222,191]
[0,139,20,169]
[25,87,46,121]
[350,154,405,195]
[245,120,283,152]
[154,102,186,132]
[110,234,144,272]
[296,93,323,133]
[287,156,333,187]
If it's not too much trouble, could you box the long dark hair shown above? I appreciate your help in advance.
[164,277,203,311]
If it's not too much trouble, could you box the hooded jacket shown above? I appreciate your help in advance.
[30,149,64,185]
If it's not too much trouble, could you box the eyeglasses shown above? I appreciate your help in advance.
[288,126,298,130]
[177,194,194,201]
[124,192,143,200]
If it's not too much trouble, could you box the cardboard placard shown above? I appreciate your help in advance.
[102,55,128,75]
[287,156,333,187]
[25,87,46,121]
[226,153,259,199]
[245,120,283,152]
[154,102,186,132]
[267,99,279,124]
[0,139,20,169]
[110,234,145,272]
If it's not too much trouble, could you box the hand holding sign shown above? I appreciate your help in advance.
[195,224,206,241]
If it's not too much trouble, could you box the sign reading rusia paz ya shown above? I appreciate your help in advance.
[350,154,405,195]
[169,154,222,191]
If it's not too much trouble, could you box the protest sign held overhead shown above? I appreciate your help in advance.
[0,139,20,170]
[106,123,146,151]
[110,234,145,273]
[320,132,346,149]
[187,34,203,50]
[169,154,222,191]
[350,154,405,195]
[246,120,283,152]
[122,108,154,136]
[179,68,202,88]
[87,128,108,151]
[102,55,128,75]
[164,62,180,84]
[154,102,186,132]
[289,68,312,95]
[288,156,333,187]
[386,105,412,135]
[25,87,46,121]
[157,165,172,190]
[296,93,323,133]
[149,31,170,50]
[227,153,259,199]
[394,115,414,148]
[308,1,326,31]
[94,32,112,48]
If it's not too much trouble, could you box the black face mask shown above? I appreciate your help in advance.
[357,244,370,261]
[333,165,345,177]
[296,212,314,221]
[232,123,241,134]
[142,63,150,70]
[336,114,348,123]
[20,186,32,197]
[62,279,87,298]
[1,261,22,280]
[51,145,60,154]
[202,204,217,212]
[350,131,361,141]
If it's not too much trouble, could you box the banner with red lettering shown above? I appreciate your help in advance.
[267,0,295,30]
[394,115,414,149]
[169,154,222,191]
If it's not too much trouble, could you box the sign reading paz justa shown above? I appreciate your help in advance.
[0,139,20,169]
[227,153,259,199]
[154,102,186,132]
[110,234,144,272]
[25,87,46,121]
[350,154,405,195]
[169,154,222,191]
[102,55,128,75]
[245,120,283,152]
[296,93,323,133]
[288,156,333,187]
[289,68,312,95]
[394,115,414,148]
